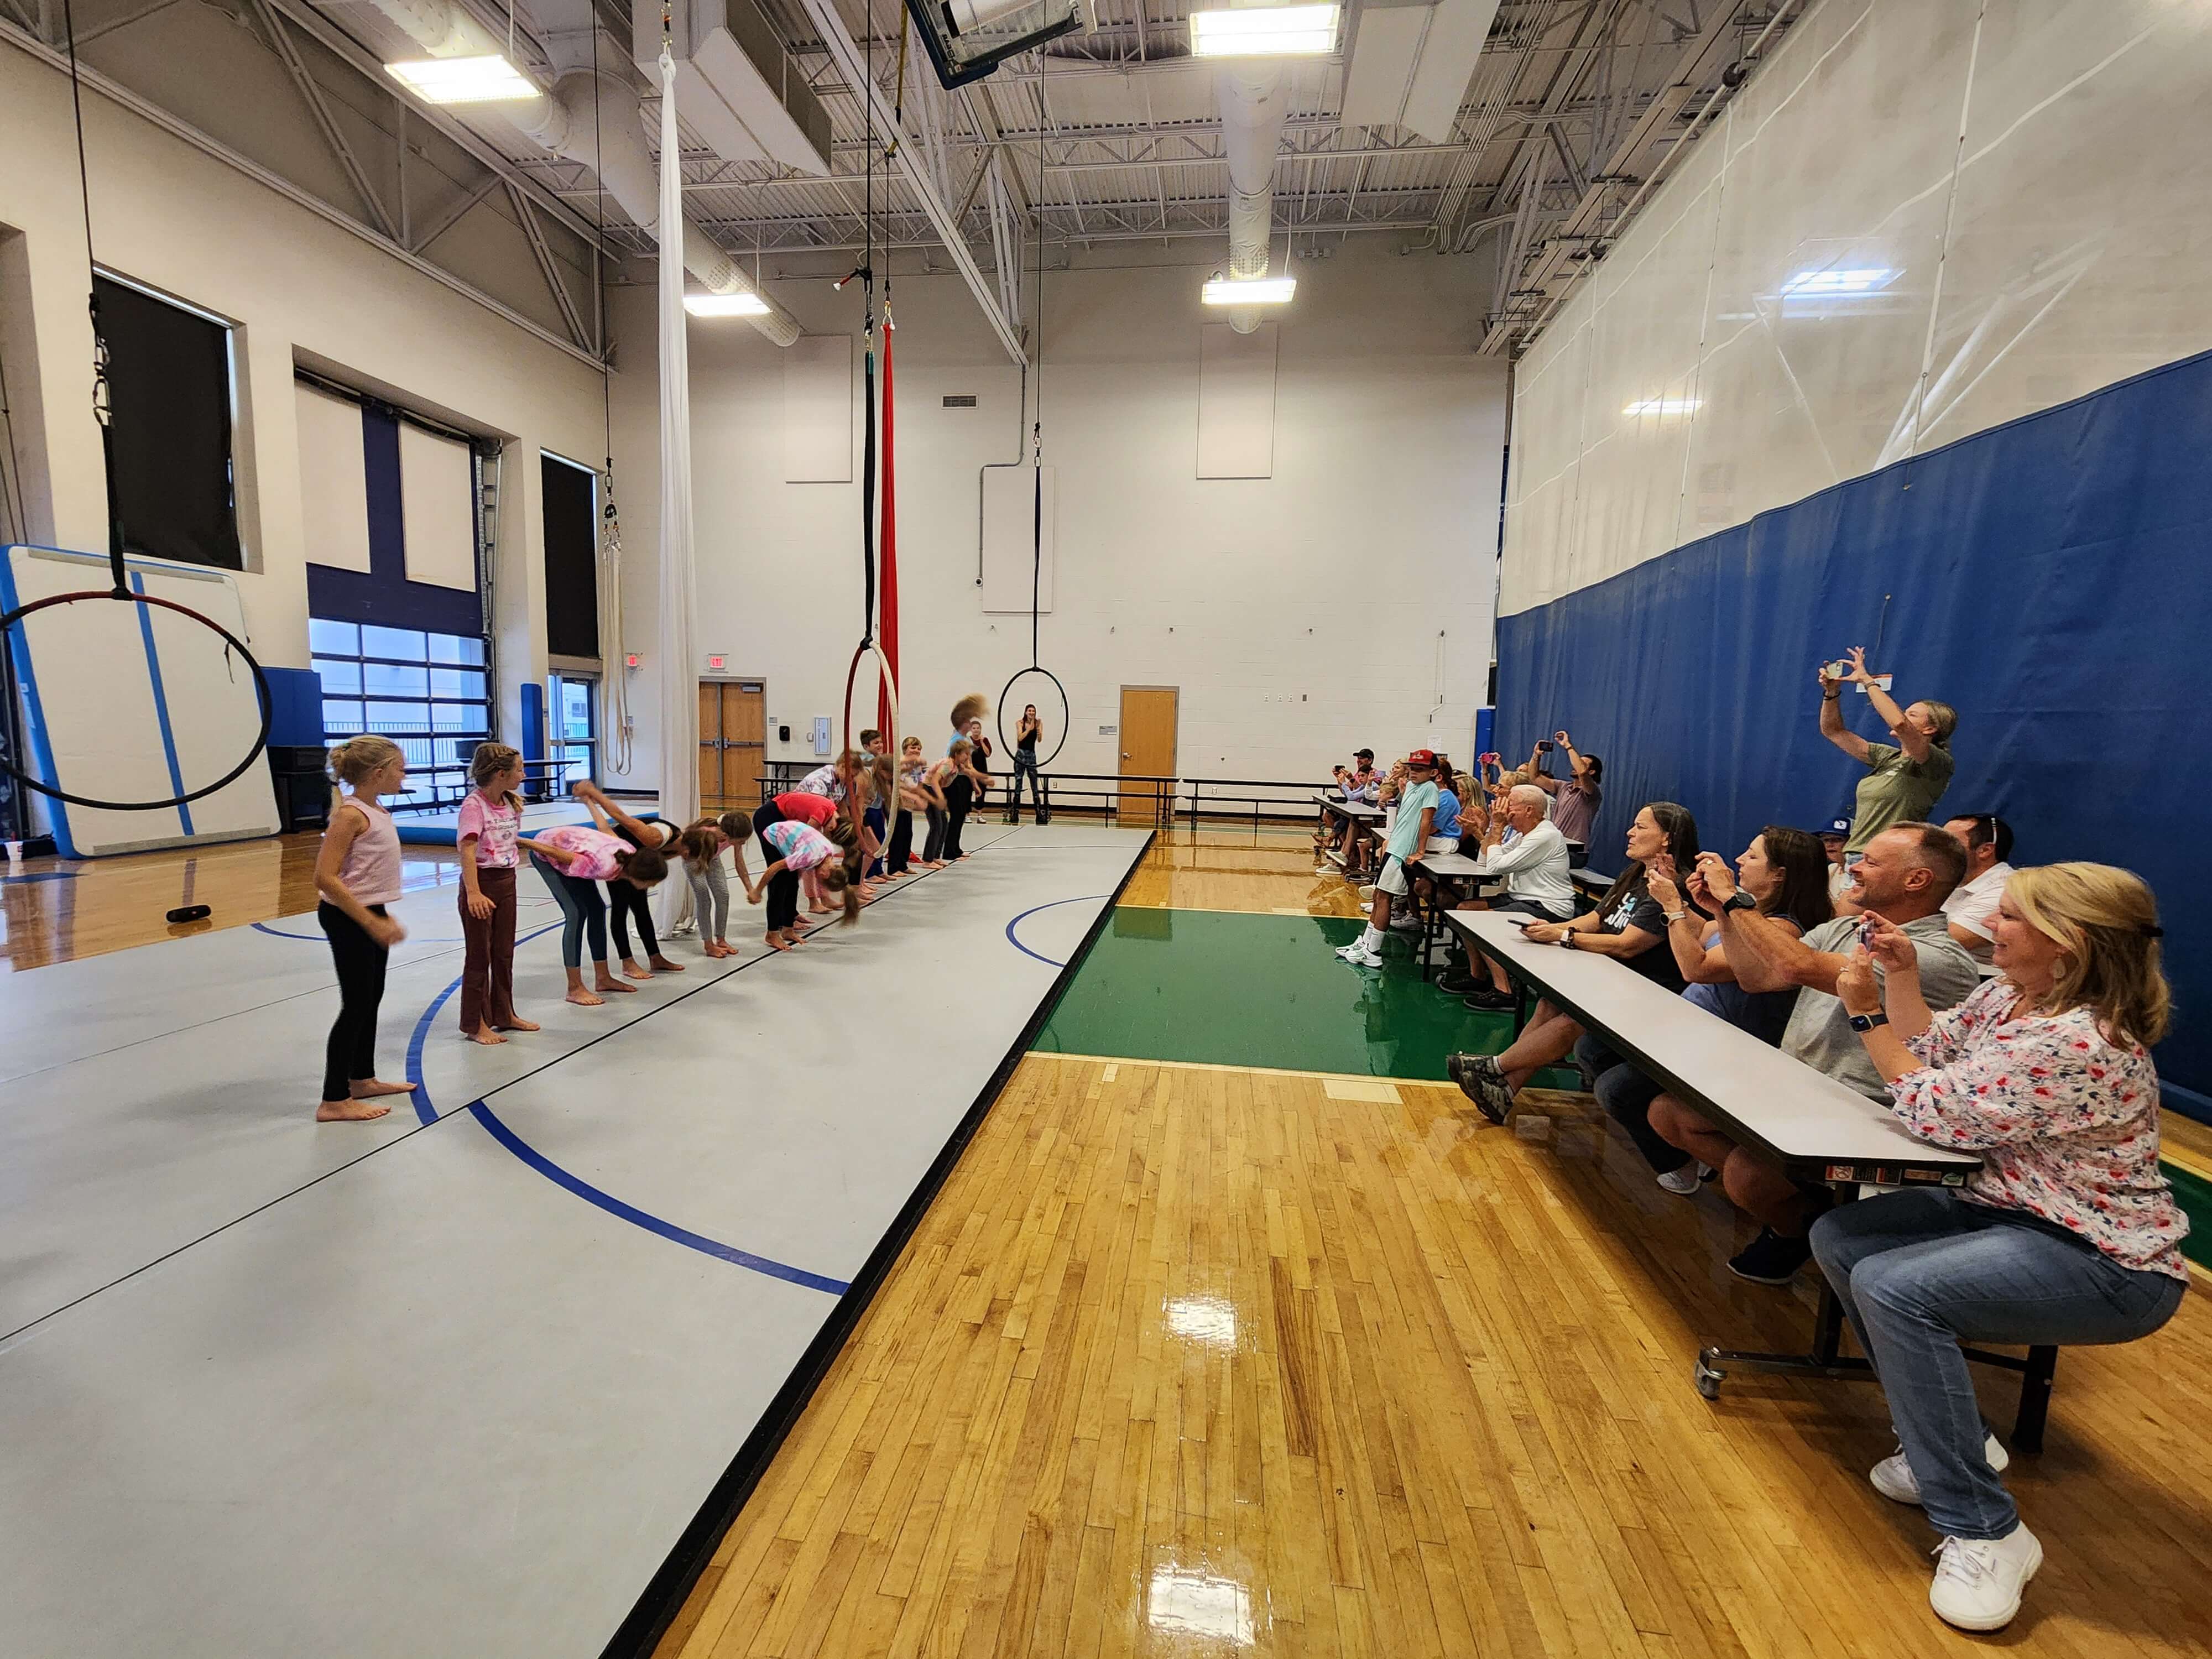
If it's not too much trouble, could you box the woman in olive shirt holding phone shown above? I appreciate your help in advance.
[1819,646,1957,858]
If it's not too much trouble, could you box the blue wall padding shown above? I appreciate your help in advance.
[519,681,545,791]
[260,667,325,747]
[1496,347,2212,1108]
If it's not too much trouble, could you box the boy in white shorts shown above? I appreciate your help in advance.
[1337,749,1441,968]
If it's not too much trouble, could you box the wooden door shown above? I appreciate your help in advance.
[698,679,766,809]
[1117,686,1178,824]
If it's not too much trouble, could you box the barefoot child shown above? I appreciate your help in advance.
[313,736,419,1121]
[455,743,551,1045]
[886,736,937,875]
[574,781,686,980]
[753,814,861,950]
[675,817,737,957]
[530,819,669,1005]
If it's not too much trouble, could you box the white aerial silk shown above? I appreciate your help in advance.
[654,48,700,930]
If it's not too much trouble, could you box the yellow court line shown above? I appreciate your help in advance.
[1023,1050,1463,1091]
[1110,901,1362,919]
[2160,1144,2212,1185]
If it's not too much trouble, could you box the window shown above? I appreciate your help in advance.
[312,618,489,811]
[541,453,599,661]
[95,272,244,570]
[550,670,597,790]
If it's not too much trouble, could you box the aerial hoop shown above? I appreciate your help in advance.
[842,638,899,755]
[998,665,1069,770]
[0,588,273,811]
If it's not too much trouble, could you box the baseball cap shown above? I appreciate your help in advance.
[1406,748,1439,769]
[1354,748,1373,760]
[1819,816,1850,838]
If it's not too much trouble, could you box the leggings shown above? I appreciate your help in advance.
[608,877,659,963]
[686,855,730,938]
[753,800,801,933]
[888,807,914,874]
[318,901,390,1102]
[864,804,886,879]
[922,804,948,862]
[943,775,973,859]
[457,865,518,1033]
[1009,756,1041,822]
[535,857,608,968]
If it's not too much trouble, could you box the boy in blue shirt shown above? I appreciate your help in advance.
[1337,749,1440,968]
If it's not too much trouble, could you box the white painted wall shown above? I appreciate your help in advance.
[1503,0,2212,616]
[0,40,606,743]
[607,242,1506,794]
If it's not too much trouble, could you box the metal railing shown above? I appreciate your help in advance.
[750,760,1348,831]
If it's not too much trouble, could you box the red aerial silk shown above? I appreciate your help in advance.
[877,310,899,744]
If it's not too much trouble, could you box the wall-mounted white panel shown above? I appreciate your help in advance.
[783,335,852,483]
[293,383,370,572]
[398,423,477,591]
[980,463,1055,614]
[1197,322,1278,479]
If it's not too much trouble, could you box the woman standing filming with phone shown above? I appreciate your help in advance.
[1820,646,1957,860]
[1811,863,2187,1633]
[1009,703,1045,824]
[1530,731,1602,855]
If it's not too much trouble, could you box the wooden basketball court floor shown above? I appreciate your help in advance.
[3,822,2210,1657]
[0,820,1155,1657]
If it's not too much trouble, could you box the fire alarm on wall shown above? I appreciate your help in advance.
[707,654,727,672]
[625,653,641,669]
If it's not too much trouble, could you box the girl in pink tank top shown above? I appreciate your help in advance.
[313,736,418,1123]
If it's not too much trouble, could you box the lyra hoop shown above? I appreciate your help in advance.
[0,588,273,811]
[842,638,900,757]
[997,665,1068,770]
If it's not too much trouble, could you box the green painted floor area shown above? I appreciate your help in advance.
[1034,907,1568,1083]
[2167,1160,2212,1270]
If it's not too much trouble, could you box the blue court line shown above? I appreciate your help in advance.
[467,1102,849,1296]
[129,573,192,837]
[2,870,79,884]
[399,925,847,1296]
[1003,894,1114,969]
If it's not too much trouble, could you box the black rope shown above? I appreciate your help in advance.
[591,17,616,520]
[62,0,129,597]
[1029,46,1047,669]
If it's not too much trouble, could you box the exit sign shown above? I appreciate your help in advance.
[706,653,727,672]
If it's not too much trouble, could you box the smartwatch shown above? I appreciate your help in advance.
[1848,1011,1888,1032]
[1723,891,1758,915]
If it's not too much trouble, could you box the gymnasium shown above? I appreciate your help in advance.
[1,0,2208,1653]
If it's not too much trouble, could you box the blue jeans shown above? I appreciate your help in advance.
[1572,1033,1681,1175]
[1809,1188,2184,1539]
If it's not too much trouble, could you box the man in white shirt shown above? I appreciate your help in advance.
[1939,813,2015,962]
[1437,784,1574,1007]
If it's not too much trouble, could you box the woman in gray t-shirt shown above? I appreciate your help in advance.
[1818,648,1956,854]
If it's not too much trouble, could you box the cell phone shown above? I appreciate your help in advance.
[1536,741,1553,752]
[1859,915,1879,949]
[1478,751,1500,767]
[1824,659,1853,679]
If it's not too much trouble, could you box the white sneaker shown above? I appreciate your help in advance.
[1928,1523,2041,1632]
[1338,943,1384,968]
[1656,1162,1702,1196]
[1870,1432,2010,1505]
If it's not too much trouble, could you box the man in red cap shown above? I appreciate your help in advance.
[1337,749,1441,968]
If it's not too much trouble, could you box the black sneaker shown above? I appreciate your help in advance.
[1728,1228,1814,1285]
[1436,971,1486,995]
[1462,987,1517,1010]
[1446,1053,1513,1125]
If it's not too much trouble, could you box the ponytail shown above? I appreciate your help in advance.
[328,734,403,789]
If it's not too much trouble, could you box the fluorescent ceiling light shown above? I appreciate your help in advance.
[1202,275,1297,306]
[1623,398,1700,417]
[685,292,772,317]
[1190,4,1339,58]
[1779,267,1900,296]
[383,54,538,106]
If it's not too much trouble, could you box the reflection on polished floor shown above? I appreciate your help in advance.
[658,828,2212,1659]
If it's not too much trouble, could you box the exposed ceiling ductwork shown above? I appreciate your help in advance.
[1215,62,1286,334]
[363,0,802,345]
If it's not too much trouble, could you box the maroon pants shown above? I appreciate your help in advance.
[458,864,518,1032]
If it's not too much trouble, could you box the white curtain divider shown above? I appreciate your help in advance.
[654,46,701,930]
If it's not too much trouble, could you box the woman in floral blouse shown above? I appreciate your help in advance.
[1812,862,2188,1635]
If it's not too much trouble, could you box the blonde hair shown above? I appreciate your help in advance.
[469,742,524,811]
[950,693,988,729]
[2006,863,2170,1049]
[948,737,974,761]
[1914,698,1960,743]
[328,735,403,789]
